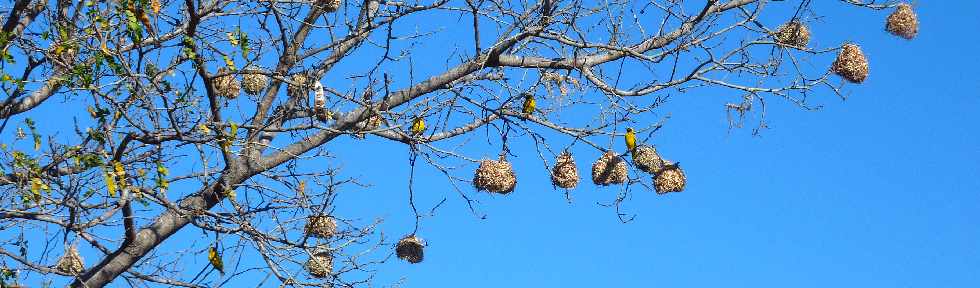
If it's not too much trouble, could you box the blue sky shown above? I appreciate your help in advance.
[4,1,980,287]
[338,2,980,287]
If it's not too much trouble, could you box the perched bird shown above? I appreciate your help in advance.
[410,117,426,136]
[624,127,637,154]
[521,93,536,119]
[208,246,224,275]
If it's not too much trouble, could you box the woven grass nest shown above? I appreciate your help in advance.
[305,251,333,278]
[473,159,517,194]
[832,44,869,83]
[288,74,308,99]
[55,246,84,275]
[305,215,337,238]
[632,145,665,174]
[591,151,627,186]
[396,235,425,264]
[774,21,810,47]
[211,68,241,99]
[886,3,918,40]
[654,163,686,195]
[551,151,580,189]
[242,72,268,95]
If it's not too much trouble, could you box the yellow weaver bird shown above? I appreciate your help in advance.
[410,117,426,136]
[521,93,536,118]
[624,127,637,154]
[208,246,224,275]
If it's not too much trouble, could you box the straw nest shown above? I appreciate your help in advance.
[774,21,810,47]
[591,151,628,186]
[211,68,240,99]
[654,163,686,194]
[396,235,425,264]
[886,3,918,40]
[288,74,308,99]
[55,246,84,275]
[832,44,869,83]
[305,251,333,278]
[242,72,268,95]
[320,0,341,12]
[551,151,580,189]
[473,159,517,194]
[632,145,665,174]
[305,215,337,238]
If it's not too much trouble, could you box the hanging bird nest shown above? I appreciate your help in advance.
[242,72,268,95]
[319,0,341,12]
[831,44,869,83]
[550,151,579,189]
[305,215,337,238]
[288,74,308,99]
[55,246,84,275]
[591,151,628,186]
[886,3,918,40]
[633,145,665,174]
[473,159,517,194]
[396,235,425,264]
[305,251,333,278]
[654,162,687,194]
[774,21,811,47]
[211,69,241,99]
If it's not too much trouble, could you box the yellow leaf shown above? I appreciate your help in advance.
[151,0,161,15]
[297,180,306,196]
[199,123,210,134]
[30,178,43,199]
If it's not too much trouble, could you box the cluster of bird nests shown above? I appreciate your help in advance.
[591,151,628,186]
[832,44,870,83]
[242,71,268,95]
[473,159,517,194]
[305,215,337,238]
[654,163,687,195]
[774,21,811,48]
[288,74,309,99]
[396,235,425,264]
[886,3,918,40]
[632,145,665,174]
[211,68,241,99]
[319,0,341,12]
[305,251,333,278]
[56,246,85,275]
[551,151,580,189]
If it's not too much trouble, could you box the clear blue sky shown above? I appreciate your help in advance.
[341,2,980,287]
[6,1,980,287]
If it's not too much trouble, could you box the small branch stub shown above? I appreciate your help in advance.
[832,44,870,83]
[591,151,628,186]
[396,235,425,264]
